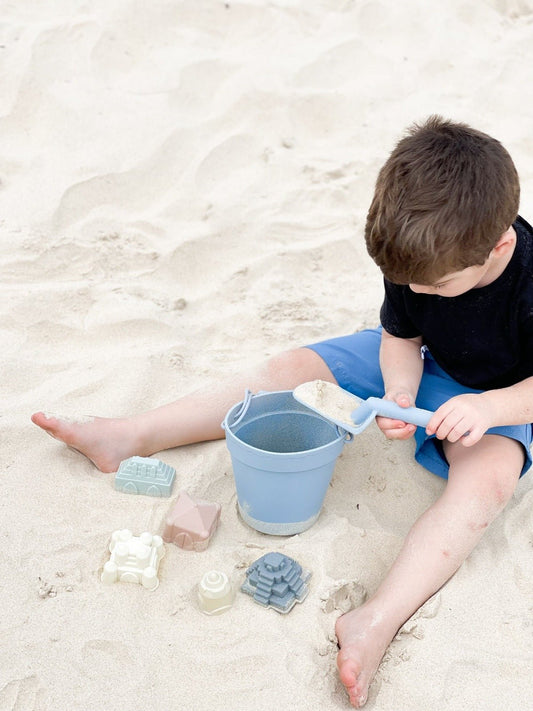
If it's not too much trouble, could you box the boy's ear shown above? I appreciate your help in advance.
[492,226,516,256]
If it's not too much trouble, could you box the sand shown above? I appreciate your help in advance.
[294,380,363,428]
[2,1,533,709]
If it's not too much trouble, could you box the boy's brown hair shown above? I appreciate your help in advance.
[365,115,520,284]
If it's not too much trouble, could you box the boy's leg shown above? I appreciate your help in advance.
[336,434,523,708]
[31,347,336,472]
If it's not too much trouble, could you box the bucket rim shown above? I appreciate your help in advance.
[222,389,349,457]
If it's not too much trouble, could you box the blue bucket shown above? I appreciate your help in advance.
[222,390,350,535]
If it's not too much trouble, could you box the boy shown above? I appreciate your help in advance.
[32,116,533,707]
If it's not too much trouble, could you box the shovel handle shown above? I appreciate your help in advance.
[366,397,433,428]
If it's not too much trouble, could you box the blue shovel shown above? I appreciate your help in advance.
[293,380,433,435]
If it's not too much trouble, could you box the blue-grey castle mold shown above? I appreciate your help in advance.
[241,552,311,613]
[115,456,176,497]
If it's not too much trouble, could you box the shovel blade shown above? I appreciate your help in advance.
[293,381,373,435]
[293,381,434,435]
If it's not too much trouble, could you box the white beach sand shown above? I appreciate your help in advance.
[2,1,533,709]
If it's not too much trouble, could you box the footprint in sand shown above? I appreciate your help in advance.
[395,592,441,640]
[320,579,368,614]
[0,675,44,711]
[80,639,133,679]
[490,0,533,18]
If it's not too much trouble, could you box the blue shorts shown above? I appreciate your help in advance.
[306,327,532,479]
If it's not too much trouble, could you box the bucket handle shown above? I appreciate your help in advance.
[221,389,253,431]
[337,426,354,442]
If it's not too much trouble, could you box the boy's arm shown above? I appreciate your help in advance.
[378,328,424,440]
[427,375,533,447]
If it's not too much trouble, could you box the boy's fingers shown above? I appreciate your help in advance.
[425,407,448,434]
[427,409,465,439]
[460,428,481,447]
[388,426,416,440]
[396,395,412,408]
[377,416,406,428]
[380,422,416,440]
[427,413,473,443]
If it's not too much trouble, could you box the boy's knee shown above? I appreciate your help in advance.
[266,347,335,384]
[483,440,524,504]
[483,467,518,513]
[447,435,522,513]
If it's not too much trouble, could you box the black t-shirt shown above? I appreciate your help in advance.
[379,216,533,390]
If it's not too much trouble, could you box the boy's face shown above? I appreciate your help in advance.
[408,262,493,298]
[408,226,515,298]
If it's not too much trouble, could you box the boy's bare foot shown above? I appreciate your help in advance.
[335,601,397,707]
[31,412,142,472]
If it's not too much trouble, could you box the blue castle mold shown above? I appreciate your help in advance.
[115,456,176,497]
[241,552,311,613]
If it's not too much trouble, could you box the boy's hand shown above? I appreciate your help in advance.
[376,391,418,440]
[426,393,494,447]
